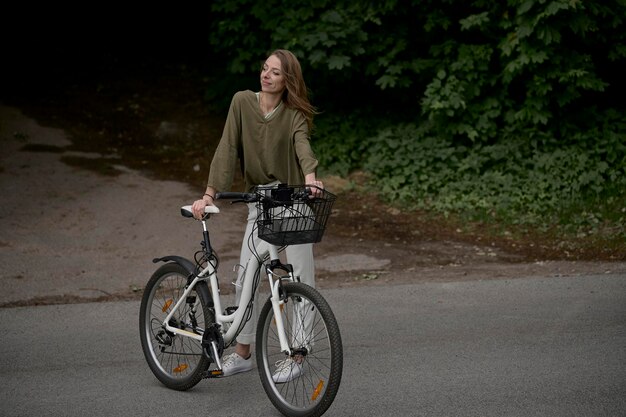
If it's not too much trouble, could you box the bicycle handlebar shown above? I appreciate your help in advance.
[215,186,315,205]
[215,192,259,203]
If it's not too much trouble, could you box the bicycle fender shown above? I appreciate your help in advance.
[152,256,214,308]
[153,255,196,275]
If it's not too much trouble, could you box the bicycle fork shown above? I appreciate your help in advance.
[266,245,296,355]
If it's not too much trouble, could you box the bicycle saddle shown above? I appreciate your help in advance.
[180,205,221,218]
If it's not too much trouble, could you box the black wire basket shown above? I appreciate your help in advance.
[255,184,336,246]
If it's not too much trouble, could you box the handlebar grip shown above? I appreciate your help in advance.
[294,186,321,200]
[215,192,258,202]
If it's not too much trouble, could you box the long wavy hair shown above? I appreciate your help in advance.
[269,49,317,131]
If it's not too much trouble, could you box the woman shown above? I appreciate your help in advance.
[191,49,323,382]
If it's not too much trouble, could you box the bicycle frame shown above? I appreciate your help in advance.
[160,216,294,365]
[141,186,342,416]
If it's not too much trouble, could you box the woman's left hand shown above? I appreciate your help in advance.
[305,173,324,196]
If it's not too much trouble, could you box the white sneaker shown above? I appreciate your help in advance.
[221,352,252,377]
[272,358,304,383]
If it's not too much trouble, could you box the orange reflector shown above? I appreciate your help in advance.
[173,363,188,373]
[162,299,173,313]
[311,380,324,401]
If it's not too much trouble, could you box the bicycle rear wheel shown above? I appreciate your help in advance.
[256,282,343,417]
[139,262,213,391]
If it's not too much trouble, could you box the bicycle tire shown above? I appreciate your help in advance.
[256,282,343,417]
[139,262,213,391]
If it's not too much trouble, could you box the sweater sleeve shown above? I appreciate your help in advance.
[292,112,318,176]
[207,93,242,192]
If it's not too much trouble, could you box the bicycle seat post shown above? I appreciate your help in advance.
[201,219,212,255]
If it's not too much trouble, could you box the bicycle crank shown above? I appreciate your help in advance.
[201,323,225,377]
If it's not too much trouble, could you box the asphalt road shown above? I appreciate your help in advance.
[1,273,625,417]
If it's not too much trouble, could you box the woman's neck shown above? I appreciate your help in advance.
[260,91,282,115]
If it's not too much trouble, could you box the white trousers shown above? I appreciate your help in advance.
[234,202,315,345]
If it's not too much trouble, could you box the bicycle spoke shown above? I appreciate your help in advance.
[256,282,342,416]
[139,263,213,390]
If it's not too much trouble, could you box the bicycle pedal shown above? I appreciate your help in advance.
[204,369,224,378]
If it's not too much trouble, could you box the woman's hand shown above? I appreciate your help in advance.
[192,191,215,219]
[305,173,324,196]
[191,199,208,220]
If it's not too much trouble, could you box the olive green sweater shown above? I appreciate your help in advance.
[207,90,318,192]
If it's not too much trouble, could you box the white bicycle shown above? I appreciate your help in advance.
[139,184,343,417]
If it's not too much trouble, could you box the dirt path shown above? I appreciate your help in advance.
[0,105,247,306]
[1,104,624,307]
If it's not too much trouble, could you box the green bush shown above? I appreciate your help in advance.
[334,119,626,237]
[207,0,626,239]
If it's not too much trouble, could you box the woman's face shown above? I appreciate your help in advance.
[260,55,286,95]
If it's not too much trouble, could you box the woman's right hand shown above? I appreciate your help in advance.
[192,189,216,219]
[191,198,209,220]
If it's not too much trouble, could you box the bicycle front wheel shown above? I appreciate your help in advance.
[139,262,213,391]
[256,282,343,417]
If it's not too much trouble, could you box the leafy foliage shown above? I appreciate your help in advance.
[207,0,626,238]
[314,114,626,241]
